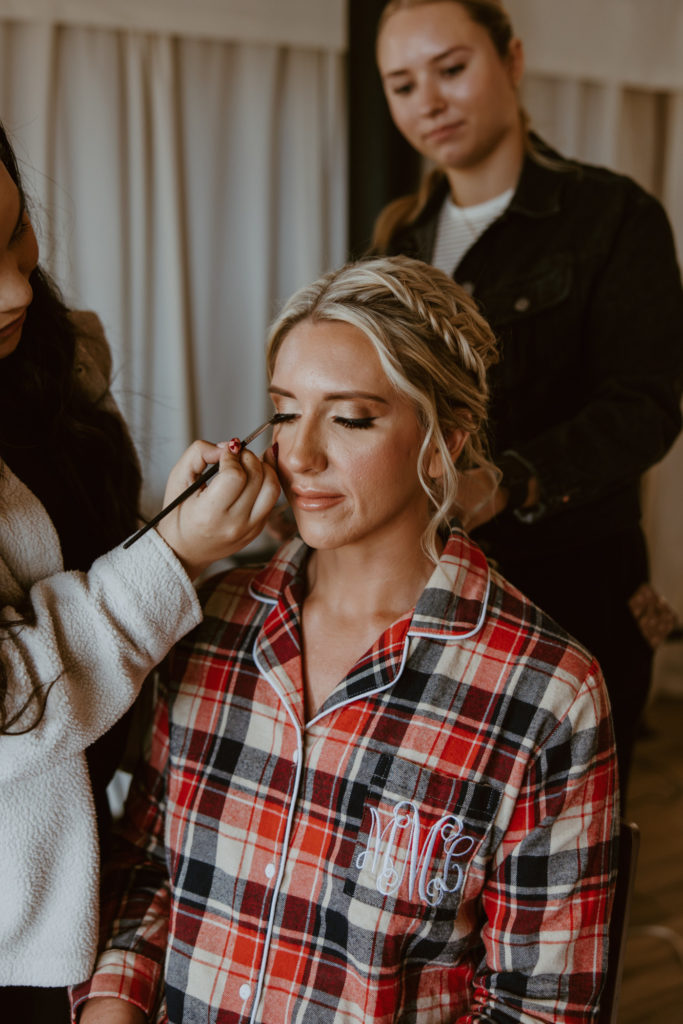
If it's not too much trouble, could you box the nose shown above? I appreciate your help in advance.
[417,76,447,118]
[279,417,327,475]
[0,250,34,317]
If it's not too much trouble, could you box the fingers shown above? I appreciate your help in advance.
[205,447,280,525]
[157,441,281,579]
[162,440,230,505]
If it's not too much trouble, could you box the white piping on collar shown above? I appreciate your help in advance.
[248,638,304,1024]
[248,580,278,605]
[407,568,491,642]
[306,631,411,729]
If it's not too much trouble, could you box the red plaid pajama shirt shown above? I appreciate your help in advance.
[73,524,618,1023]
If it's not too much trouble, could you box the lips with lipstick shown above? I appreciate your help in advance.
[290,488,344,512]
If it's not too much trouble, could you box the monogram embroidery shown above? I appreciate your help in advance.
[355,799,475,907]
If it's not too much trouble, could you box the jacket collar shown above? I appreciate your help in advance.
[250,522,490,641]
[403,133,568,258]
[507,135,566,219]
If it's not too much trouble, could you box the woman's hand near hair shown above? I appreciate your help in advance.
[78,997,147,1024]
[156,440,280,580]
[457,467,540,532]
[457,466,507,532]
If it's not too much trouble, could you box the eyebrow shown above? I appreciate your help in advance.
[382,45,470,79]
[269,386,389,405]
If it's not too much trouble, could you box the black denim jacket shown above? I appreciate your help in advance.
[388,140,683,556]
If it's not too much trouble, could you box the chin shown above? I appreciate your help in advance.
[294,515,349,552]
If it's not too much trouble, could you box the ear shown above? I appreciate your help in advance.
[427,428,469,479]
[507,37,524,87]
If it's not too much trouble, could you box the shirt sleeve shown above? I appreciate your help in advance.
[458,662,619,1022]
[0,528,201,780]
[517,188,683,516]
[70,673,173,1021]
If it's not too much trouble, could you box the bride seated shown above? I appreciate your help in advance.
[75,255,618,1024]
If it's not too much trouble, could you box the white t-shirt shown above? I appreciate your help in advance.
[432,187,514,276]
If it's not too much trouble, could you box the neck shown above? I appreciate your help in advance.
[305,534,438,622]
[445,128,525,208]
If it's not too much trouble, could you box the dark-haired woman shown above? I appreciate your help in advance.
[372,0,683,795]
[0,122,279,1020]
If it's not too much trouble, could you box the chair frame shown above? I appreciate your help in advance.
[598,820,640,1024]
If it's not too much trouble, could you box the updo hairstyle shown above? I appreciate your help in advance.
[266,255,499,560]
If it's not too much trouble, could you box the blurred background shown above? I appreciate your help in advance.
[1,3,682,1017]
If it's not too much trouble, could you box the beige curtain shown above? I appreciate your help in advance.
[508,0,683,694]
[0,8,347,507]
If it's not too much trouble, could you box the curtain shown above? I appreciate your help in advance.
[508,0,683,694]
[0,16,347,507]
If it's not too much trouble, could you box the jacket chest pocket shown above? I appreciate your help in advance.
[343,754,498,921]
[477,251,573,330]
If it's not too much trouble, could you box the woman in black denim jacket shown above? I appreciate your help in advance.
[373,0,683,793]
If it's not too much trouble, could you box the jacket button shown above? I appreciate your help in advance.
[514,296,531,313]
[461,281,475,295]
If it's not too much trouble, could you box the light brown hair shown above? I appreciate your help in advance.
[373,0,529,253]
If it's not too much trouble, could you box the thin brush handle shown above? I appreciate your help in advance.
[122,419,273,549]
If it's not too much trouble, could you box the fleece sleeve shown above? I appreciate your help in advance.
[0,528,201,781]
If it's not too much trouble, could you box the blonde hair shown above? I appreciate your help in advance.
[266,255,499,562]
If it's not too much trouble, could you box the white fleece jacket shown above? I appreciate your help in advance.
[0,320,203,986]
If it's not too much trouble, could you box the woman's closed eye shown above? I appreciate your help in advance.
[271,412,376,430]
[272,412,297,426]
[10,212,30,245]
[335,416,376,430]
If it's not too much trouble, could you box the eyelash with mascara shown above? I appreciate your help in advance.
[271,412,376,430]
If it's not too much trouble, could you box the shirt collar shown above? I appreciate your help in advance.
[407,133,566,246]
[250,522,490,642]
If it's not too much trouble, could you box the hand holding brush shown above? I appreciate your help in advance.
[123,421,280,578]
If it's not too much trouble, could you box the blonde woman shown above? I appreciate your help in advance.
[75,257,617,1024]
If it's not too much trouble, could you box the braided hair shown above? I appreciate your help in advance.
[266,255,499,561]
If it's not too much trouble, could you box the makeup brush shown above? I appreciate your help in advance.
[122,417,275,549]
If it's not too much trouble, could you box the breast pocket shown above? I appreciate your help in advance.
[478,252,573,330]
[343,753,498,921]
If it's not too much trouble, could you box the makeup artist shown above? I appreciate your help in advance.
[0,120,280,1022]
[371,0,683,794]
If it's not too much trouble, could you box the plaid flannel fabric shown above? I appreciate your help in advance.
[73,525,618,1023]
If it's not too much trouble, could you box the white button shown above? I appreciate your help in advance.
[292,748,299,763]
[265,862,276,879]
[239,984,251,1001]
[514,296,531,313]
